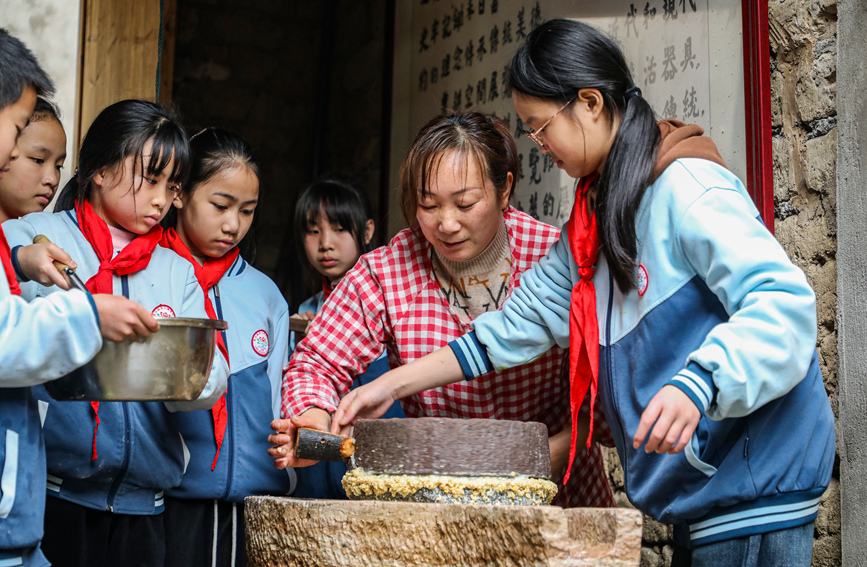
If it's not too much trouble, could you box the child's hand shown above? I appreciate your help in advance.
[633,385,700,455]
[92,294,160,342]
[15,242,77,289]
[298,310,316,321]
[268,408,331,469]
[332,380,398,433]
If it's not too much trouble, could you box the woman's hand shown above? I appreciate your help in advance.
[15,242,76,289]
[633,385,700,454]
[92,294,160,342]
[268,407,331,469]
[332,380,398,433]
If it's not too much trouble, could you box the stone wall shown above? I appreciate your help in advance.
[769,0,840,564]
[619,2,842,566]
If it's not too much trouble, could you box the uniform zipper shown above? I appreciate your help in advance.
[107,275,133,512]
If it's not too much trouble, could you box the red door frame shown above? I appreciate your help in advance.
[742,0,774,232]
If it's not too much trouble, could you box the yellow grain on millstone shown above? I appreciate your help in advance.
[341,469,558,505]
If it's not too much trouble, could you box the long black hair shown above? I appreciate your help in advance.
[55,99,190,212]
[509,19,660,293]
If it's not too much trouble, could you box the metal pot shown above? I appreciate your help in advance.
[45,317,228,401]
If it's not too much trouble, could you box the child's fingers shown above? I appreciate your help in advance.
[43,266,70,290]
[669,420,698,455]
[633,399,662,450]
[47,243,75,268]
[645,410,677,454]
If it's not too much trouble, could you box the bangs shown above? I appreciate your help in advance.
[306,195,360,236]
[143,122,191,185]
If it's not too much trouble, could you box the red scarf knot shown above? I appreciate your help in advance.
[160,227,238,470]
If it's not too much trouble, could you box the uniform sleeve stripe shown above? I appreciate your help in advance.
[682,363,714,402]
[448,332,494,380]
[669,376,710,413]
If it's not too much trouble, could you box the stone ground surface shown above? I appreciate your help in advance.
[245,497,643,567]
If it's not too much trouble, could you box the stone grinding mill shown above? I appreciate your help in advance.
[246,418,642,566]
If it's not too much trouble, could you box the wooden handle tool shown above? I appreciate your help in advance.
[32,234,89,293]
[295,427,355,462]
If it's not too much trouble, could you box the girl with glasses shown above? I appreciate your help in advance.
[334,18,834,567]
[269,111,615,509]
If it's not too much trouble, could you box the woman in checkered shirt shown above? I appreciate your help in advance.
[269,111,614,508]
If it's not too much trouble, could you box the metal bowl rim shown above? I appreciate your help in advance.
[155,317,228,330]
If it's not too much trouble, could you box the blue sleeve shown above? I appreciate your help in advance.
[469,231,575,372]
[670,183,818,419]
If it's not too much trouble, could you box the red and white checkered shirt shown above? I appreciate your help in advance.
[283,207,614,508]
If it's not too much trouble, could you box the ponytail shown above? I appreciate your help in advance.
[595,90,660,292]
[509,19,660,293]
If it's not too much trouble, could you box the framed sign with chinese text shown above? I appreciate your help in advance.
[388,0,773,233]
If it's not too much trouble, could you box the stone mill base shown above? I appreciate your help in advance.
[245,496,642,566]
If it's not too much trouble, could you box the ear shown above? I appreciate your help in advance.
[172,192,185,209]
[92,166,108,188]
[577,88,606,122]
[363,219,375,245]
[500,172,513,211]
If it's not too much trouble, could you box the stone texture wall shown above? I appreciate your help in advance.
[171,0,387,307]
[769,1,840,563]
[618,2,842,566]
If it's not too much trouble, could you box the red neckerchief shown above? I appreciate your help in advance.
[322,278,334,300]
[75,199,164,460]
[160,227,238,470]
[0,225,21,296]
[562,174,600,489]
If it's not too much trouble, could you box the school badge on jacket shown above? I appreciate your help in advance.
[637,264,649,296]
[251,329,269,356]
[152,304,176,318]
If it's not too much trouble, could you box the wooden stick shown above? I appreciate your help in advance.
[295,428,355,462]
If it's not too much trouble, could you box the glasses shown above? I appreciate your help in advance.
[523,96,577,149]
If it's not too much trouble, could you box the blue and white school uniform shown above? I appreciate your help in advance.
[168,254,294,499]
[163,254,294,566]
[450,158,835,548]
[3,209,229,516]
[0,226,102,567]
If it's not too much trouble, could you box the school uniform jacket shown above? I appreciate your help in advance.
[0,235,101,562]
[450,159,835,547]
[283,207,614,508]
[168,255,296,502]
[3,210,229,516]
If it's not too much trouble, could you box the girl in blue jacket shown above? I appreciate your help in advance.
[160,128,293,567]
[289,177,403,500]
[0,31,163,567]
[332,19,835,567]
[4,100,228,567]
